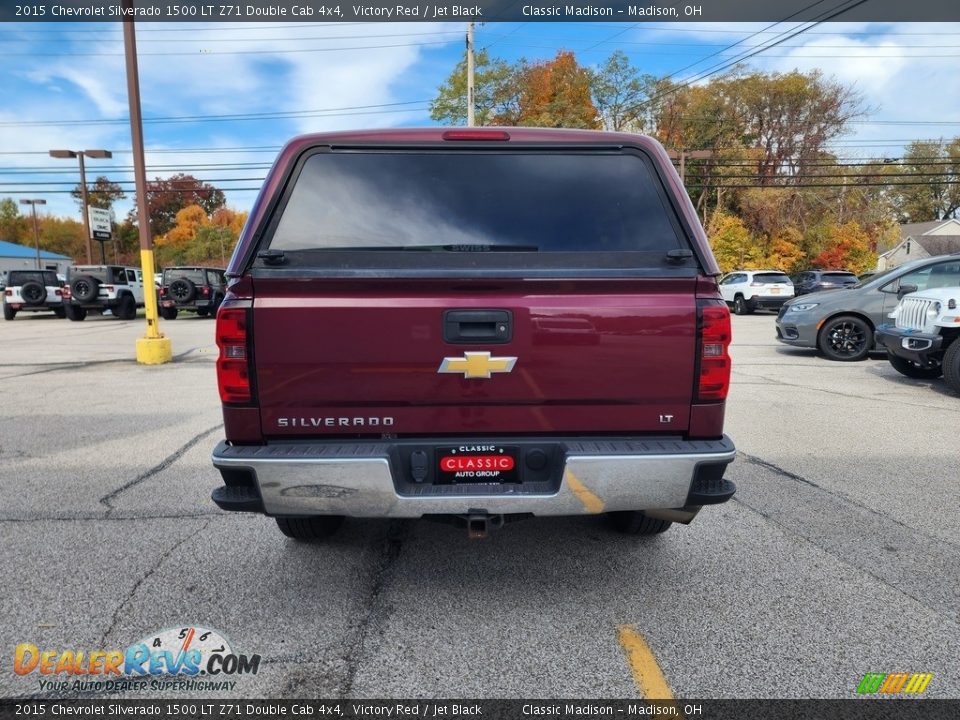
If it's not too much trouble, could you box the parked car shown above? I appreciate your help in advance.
[776,255,960,361]
[62,265,146,321]
[2,269,65,320]
[158,267,226,320]
[876,287,960,392]
[718,270,794,314]
[791,269,859,296]
[209,127,737,541]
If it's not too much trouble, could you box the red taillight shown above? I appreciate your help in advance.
[203,287,210,295]
[216,307,252,404]
[697,302,732,402]
[62,286,71,299]
[159,287,167,297]
[442,130,511,141]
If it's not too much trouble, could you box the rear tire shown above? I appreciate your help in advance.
[53,307,66,319]
[64,305,87,322]
[275,516,345,541]
[115,294,136,320]
[159,306,178,321]
[943,341,960,395]
[605,511,673,536]
[887,354,942,380]
[733,296,748,315]
[3,303,15,321]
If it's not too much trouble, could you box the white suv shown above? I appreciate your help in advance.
[719,270,795,315]
[63,265,146,321]
[3,270,65,320]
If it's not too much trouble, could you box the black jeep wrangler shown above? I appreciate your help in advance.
[158,267,226,319]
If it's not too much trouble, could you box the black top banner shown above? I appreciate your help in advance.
[2,0,959,23]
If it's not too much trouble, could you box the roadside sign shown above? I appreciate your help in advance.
[88,206,112,240]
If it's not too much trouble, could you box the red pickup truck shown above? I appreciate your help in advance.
[211,128,735,540]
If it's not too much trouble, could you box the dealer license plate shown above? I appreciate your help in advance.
[437,445,519,484]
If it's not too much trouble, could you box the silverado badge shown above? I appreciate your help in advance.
[438,352,517,379]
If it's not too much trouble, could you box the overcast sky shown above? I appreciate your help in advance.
[1,20,959,222]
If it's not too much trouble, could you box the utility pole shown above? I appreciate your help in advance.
[124,0,171,365]
[466,22,475,127]
[667,150,714,184]
[19,199,46,270]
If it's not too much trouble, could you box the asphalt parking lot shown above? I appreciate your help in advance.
[1,310,957,700]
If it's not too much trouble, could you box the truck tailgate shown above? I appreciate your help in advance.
[251,277,696,436]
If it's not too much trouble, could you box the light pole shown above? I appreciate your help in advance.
[49,149,112,264]
[19,199,46,270]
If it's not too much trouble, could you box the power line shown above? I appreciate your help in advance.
[0,102,431,128]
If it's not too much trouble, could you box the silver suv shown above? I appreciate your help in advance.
[776,255,960,361]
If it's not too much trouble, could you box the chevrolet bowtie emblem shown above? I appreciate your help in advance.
[438,352,517,379]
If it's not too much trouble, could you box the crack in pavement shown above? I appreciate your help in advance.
[0,347,212,382]
[98,424,223,516]
[732,367,960,415]
[339,519,410,698]
[98,519,213,647]
[733,453,960,621]
[737,451,960,550]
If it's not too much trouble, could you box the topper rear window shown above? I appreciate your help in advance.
[265,150,687,261]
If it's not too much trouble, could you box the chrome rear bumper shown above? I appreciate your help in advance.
[212,436,736,518]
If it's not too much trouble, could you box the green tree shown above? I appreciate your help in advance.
[429,49,517,126]
[891,139,960,222]
[589,50,656,132]
[71,176,126,211]
[0,198,27,244]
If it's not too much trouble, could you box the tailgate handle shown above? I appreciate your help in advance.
[444,310,512,344]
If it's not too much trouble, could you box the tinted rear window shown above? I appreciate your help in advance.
[823,272,857,281]
[269,151,684,255]
[165,269,206,283]
[9,271,57,285]
[752,273,790,284]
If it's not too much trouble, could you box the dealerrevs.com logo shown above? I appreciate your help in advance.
[14,626,261,693]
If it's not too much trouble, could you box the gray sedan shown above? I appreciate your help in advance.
[775,255,960,361]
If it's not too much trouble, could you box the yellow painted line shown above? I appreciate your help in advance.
[565,470,605,514]
[617,625,675,700]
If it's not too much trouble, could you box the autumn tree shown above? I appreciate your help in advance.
[431,50,599,129]
[708,212,762,272]
[507,51,600,129]
[155,204,247,267]
[37,216,85,260]
[810,222,876,273]
[131,173,226,237]
[71,176,126,211]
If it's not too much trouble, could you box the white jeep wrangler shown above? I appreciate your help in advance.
[876,287,960,394]
[63,265,146,321]
[2,270,65,320]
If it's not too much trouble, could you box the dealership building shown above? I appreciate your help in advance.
[0,240,73,277]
